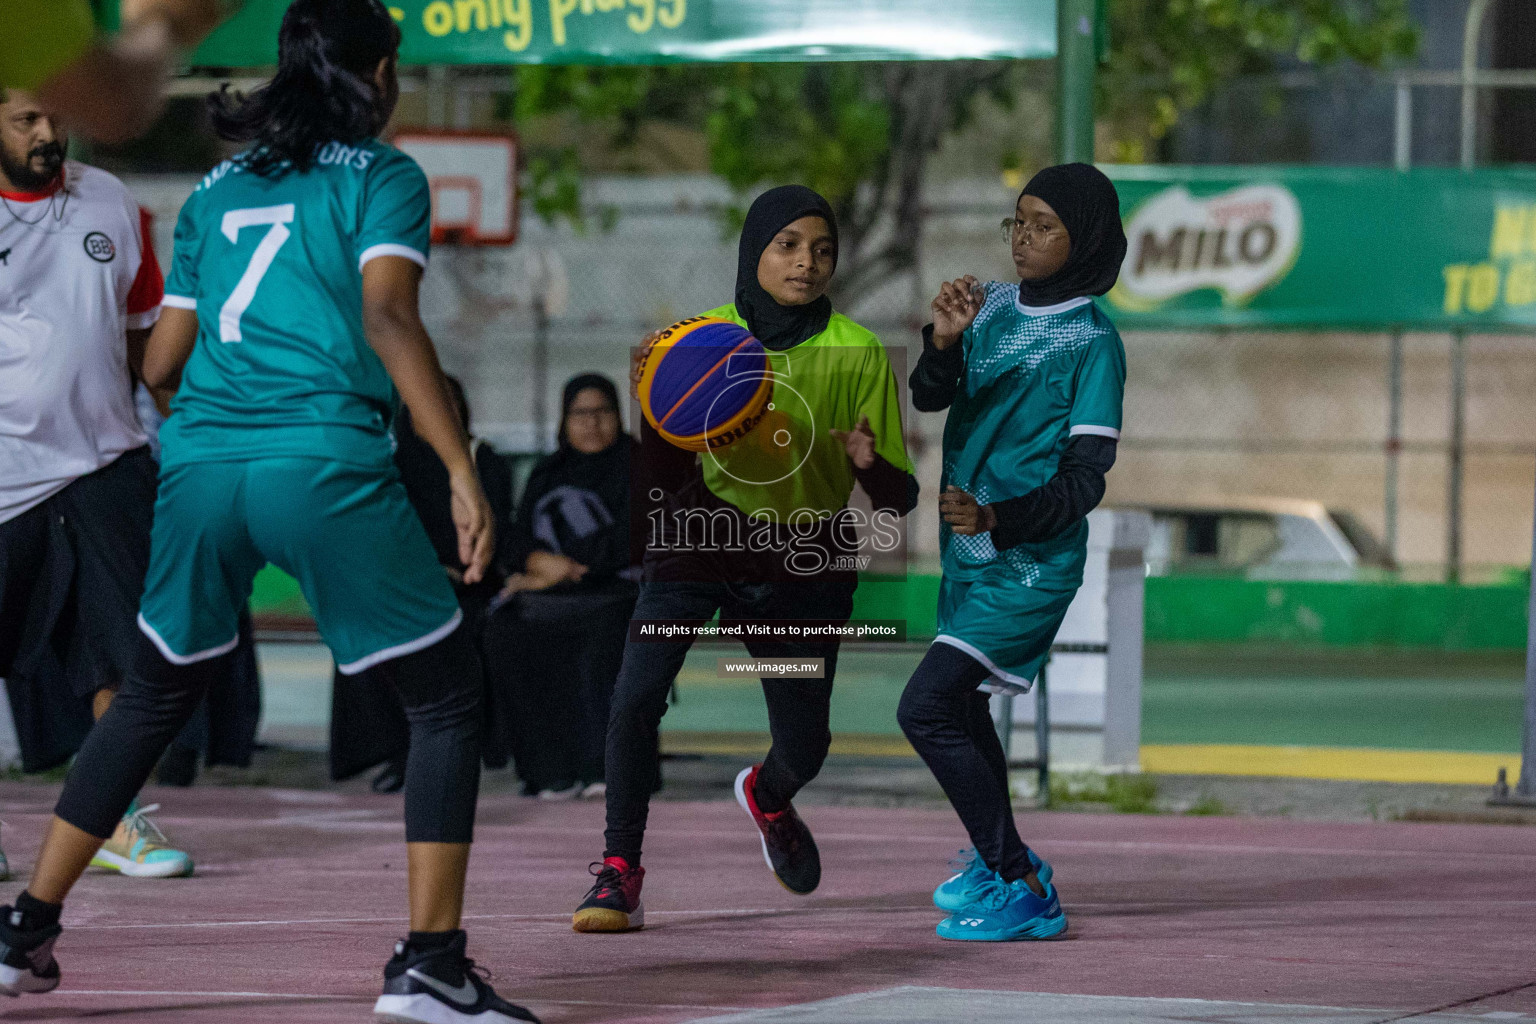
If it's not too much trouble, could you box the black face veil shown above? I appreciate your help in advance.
[734,185,838,351]
[1016,163,1127,308]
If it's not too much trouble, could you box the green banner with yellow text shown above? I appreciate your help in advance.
[1104,166,1536,331]
[183,0,1055,67]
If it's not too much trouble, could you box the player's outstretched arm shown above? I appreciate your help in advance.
[362,255,495,584]
[37,1,232,144]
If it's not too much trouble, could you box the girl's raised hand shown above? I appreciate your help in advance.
[630,329,665,400]
[830,415,878,471]
[930,275,983,351]
[940,485,997,536]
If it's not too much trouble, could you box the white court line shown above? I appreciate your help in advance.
[64,898,1536,933]
[207,816,1536,865]
[10,810,1536,865]
[60,990,353,999]
[69,908,924,931]
[7,806,1536,864]
[53,990,753,1013]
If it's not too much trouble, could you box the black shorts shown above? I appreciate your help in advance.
[0,447,157,698]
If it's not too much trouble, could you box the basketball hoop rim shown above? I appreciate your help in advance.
[391,127,520,247]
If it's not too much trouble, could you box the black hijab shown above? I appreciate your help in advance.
[734,185,838,351]
[515,373,636,580]
[526,372,628,494]
[1016,163,1128,308]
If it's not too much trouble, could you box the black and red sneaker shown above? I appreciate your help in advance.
[734,764,821,895]
[571,857,645,933]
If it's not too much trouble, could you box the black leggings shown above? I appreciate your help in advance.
[602,577,852,864]
[897,642,1033,882]
[57,624,484,844]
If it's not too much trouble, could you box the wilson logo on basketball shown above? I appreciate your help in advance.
[1112,184,1301,309]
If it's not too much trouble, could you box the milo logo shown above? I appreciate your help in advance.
[1112,184,1301,308]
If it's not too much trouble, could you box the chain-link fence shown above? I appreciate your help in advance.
[129,173,1536,577]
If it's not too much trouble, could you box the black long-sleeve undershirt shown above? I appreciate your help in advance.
[988,434,1117,549]
[908,322,1118,548]
[854,452,920,516]
[910,324,965,412]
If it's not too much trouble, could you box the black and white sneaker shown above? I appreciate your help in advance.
[0,906,61,996]
[374,931,539,1024]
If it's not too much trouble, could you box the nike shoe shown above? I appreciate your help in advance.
[0,906,61,996]
[375,931,539,1023]
[734,765,820,895]
[936,874,1068,942]
[571,857,645,933]
[933,847,1052,912]
[537,782,583,802]
[90,802,194,879]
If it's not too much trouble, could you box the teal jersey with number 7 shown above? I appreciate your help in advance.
[159,139,431,470]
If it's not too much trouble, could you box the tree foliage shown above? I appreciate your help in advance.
[1102,0,1419,161]
[509,1,1418,299]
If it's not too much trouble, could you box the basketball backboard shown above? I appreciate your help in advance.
[393,130,519,246]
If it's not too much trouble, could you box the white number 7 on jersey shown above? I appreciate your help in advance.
[219,204,296,343]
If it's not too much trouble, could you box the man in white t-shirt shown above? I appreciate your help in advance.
[0,87,192,879]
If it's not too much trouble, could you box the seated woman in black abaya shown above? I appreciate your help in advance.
[483,374,640,800]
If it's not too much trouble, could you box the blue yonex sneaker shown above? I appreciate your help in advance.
[936,874,1068,942]
[933,847,1052,912]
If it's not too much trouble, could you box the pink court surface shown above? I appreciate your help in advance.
[0,782,1531,1023]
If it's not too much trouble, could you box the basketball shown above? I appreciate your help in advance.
[637,316,773,452]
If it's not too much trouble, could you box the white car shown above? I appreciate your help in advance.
[1113,498,1392,581]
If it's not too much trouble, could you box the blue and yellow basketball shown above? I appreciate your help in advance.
[637,316,773,452]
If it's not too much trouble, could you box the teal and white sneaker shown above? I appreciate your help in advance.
[89,803,193,879]
[936,874,1068,942]
[933,847,1051,913]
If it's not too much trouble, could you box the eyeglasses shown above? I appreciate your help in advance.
[567,406,618,422]
[1000,218,1061,245]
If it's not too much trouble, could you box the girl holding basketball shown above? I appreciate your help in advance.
[572,185,917,933]
[901,163,1127,942]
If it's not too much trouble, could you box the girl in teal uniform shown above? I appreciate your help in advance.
[0,3,536,1020]
[900,163,1128,942]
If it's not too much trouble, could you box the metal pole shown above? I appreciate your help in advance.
[994,692,1014,763]
[1394,76,1413,170]
[97,0,122,32]
[1056,0,1099,164]
[1447,332,1466,585]
[1461,0,1495,171]
[532,295,550,449]
[426,65,450,128]
[1520,476,1536,799]
[1492,465,1536,806]
[453,75,473,130]
[1034,661,1051,807]
[1385,331,1403,564]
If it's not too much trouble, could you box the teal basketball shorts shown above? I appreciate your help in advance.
[137,457,462,674]
[933,572,1077,694]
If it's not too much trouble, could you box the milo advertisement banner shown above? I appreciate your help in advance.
[1106,166,1536,331]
